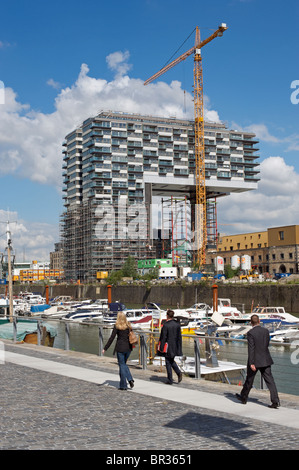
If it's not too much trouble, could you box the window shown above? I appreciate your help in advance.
[272,254,276,260]
[289,253,293,259]
[279,231,284,240]
[280,253,284,259]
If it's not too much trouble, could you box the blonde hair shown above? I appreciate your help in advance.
[115,311,131,330]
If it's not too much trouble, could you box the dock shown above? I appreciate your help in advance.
[1,339,299,451]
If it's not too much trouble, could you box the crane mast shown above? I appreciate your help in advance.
[193,26,206,266]
[145,23,227,267]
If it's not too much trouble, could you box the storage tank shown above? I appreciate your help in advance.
[231,255,240,269]
[215,256,224,272]
[241,255,251,271]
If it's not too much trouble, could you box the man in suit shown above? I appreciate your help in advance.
[157,309,183,384]
[236,314,280,408]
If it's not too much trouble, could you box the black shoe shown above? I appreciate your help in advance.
[129,380,134,389]
[177,373,183,383]
[166,379,173,385]
[268,402,279,409]
[118,388,127,390]
[236,393,247,404]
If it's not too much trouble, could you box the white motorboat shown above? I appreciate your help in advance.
[18,292,46,305]
[63,301,109,322]
[145,302,191,322]
[245,306,299,324]
[144,302,167,320]
[213,298,243,321]
[126,309,154,329]
[270,326,299,343]
[185,303,212,320]
[186,299,243,322]
[50,296,73,306]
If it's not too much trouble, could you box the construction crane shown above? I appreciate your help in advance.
[144,23,227,267]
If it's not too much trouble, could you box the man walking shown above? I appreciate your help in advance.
[157,309,183,384]
[236,314,280,408]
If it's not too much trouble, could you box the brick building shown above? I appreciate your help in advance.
[207,225,299,275]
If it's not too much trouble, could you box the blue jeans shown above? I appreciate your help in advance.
[117,351,133,389]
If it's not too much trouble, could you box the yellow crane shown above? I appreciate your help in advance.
[144,23,227,267]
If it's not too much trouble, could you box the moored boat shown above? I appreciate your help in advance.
[245,306,299,324]
[0,319,57,346]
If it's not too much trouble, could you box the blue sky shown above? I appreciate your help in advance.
[0,0,298,260]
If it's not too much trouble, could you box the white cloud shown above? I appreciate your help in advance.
[0,52,220,188]
[106,50,132,77]
[0,210,58,262]
[0,41,12,49]
[231,122,281,143]
[217,156,299,234]
[3,51,297,259]
[47,78,63,90]
[0,51,221,260]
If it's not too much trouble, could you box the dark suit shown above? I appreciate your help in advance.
[158,318,182,383]
[240,325,279,404]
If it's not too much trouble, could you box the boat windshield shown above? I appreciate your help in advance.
[220,299,231,307]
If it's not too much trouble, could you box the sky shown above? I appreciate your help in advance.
[0,0,298,262]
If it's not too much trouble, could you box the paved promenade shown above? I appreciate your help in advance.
[1,340,299,451]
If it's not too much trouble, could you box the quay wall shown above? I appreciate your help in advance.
[1,283,299,313]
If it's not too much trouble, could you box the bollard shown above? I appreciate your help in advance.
[212,283,218,312]
[107,285,112,305]
[65,322,70,350]
[194,337,201,379]
[45,285,49,305]
[37,320,42,346]
[13,317,17,343]
[99,326,104,356]
[139,334,147,370]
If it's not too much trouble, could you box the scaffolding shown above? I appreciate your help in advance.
[161,196,191,266]
[61,201,152,281]
[160,196,217,267]
[206,198,218,250]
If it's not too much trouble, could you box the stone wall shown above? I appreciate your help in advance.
[2,282,299,313]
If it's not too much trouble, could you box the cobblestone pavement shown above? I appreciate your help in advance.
[1,341,299,451]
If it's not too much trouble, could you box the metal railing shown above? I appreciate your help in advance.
[7,316,299,396]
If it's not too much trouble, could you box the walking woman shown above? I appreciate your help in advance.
[102,311,134,390]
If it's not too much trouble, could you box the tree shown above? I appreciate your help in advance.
[121,256,138,279]
[224,264,240,279]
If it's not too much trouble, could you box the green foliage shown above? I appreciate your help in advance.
[122,256,138,278]
[224,264,240,279]
[106,256,138,284]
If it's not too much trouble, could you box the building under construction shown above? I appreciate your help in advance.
[61,111,259,280]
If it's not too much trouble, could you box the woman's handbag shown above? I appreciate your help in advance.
[129,328,138,346]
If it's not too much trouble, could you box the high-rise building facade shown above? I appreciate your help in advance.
[61,111,259,280]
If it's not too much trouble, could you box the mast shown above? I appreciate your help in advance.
[6,222,14,322]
